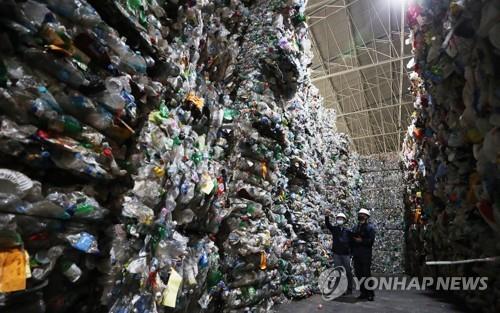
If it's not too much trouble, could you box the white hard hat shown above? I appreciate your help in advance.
[358,208,371,217]
[336,213,347,220]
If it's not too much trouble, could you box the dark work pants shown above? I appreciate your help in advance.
[333,254,353,292]
[353,256,374,297]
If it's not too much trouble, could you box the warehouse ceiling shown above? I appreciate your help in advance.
[307,0,413,155]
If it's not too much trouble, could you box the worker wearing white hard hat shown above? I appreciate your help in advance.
[325,209,353,295]
[358,208,371,217]
[336,212,347,220]
[351,208,376,301]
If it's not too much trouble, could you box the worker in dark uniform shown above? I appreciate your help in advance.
[325,211,353,295]
[351,208,376,301]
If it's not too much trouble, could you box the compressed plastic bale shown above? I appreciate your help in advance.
[403,0,500,310]
[0,0,367,311]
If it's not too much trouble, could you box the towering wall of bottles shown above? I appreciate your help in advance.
[403,1,500,311]
[0,1,363,312]
[359,154,404,274]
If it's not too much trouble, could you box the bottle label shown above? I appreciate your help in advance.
[162,268,182,308]
[0,248,27,292]
[74,233,95,252]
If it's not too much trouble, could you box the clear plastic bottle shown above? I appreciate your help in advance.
[31,246,64,281]
[45,0,101,27]
[60,259,83,283]
[23,48,89,89]
[104,31,147,74]
[65,232,99,254]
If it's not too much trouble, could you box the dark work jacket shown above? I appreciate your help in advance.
[351,222,376,258]
[325,215,351,255]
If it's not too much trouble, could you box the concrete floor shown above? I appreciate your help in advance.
[276,290,469,313]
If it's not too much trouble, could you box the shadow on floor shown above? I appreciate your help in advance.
[330,296,358,304]
[276,289,471,313]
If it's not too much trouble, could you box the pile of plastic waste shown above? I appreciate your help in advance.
[359,154,404,274]
[280,88,333,299]
[323,133,362,220]
[0,168,109,313]
[271,77,364,298]
[402,0,500,311]
[0,0,364,312]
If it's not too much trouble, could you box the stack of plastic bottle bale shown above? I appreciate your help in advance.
[0,0,150,312]
[278,85,331,299]
[92,1,238,312]
[403,0,500,311]
[286,105,362,297]
[322,132,362,222]
[319,130,362,270]
[358,154,404,274]
[277,10,363,289]
[401,74,428,278]
[0,0,364,313]
[213,1,296,311]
